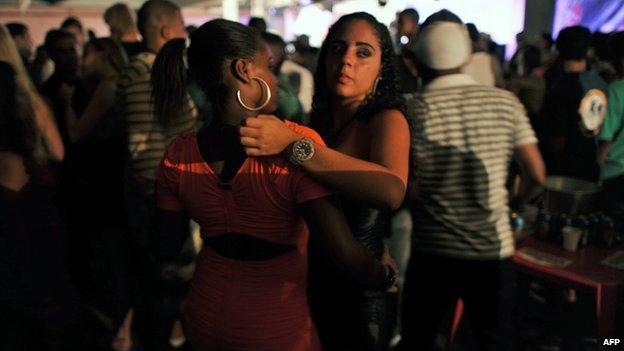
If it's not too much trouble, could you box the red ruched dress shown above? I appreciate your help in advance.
[156,121,329,351]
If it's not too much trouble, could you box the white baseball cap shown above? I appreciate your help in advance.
[414,21,472,70]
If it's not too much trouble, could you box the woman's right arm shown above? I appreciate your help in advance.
[59,80,117,143]
[241,111,410,210]
[300,195,396,289]
[32,93,64,162]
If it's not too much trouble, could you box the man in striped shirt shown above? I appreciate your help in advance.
[400,11,545,351]
[119,0,197,196]
[116,1,198,350]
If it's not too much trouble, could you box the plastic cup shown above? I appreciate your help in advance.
[562,226,582,252]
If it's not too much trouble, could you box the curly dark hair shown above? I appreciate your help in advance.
[310,12,405,139]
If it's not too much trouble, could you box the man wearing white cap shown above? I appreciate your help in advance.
[400,10,545,351]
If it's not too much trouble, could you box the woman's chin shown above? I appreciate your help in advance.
[331,86,355,99]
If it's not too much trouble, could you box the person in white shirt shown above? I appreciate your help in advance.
[461,23,503,87]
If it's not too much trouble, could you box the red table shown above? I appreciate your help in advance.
[449,237,624,349]
[513,236,624,339]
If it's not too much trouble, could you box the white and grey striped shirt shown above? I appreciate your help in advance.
[118,52,198,195]
[406,74,537,260]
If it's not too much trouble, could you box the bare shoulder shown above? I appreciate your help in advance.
[164,133,197,163]
[369,109,409,130]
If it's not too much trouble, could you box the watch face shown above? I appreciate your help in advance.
[294,139,313,160]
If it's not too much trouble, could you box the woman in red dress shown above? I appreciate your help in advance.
[150,19,397,351]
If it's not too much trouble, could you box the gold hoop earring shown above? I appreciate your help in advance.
[372,77,381,95]
[236,77,272,111]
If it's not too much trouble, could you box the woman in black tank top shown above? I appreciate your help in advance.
[238,12,410,351]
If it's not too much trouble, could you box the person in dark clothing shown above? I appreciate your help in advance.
[40,29,93,296]
[61,16,86,56]
[5,22,48,88]
[57,39,129,335]
[293,34,320,74]
[509,45,546,130]
[6,22,33,67]
[394,8,420,93]
[538,32,554,65]
[262,31,304,122]
[396,8,419,49]
[248,16,267,32]
[589,32,616,84]
[0,60,84,351]
[41,29,88,145]
[541,26,608,182]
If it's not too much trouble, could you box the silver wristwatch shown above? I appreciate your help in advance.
[288,137,315,166]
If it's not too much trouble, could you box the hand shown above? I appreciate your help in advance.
[239,115,302,156]
[381,244,399,293]
[58,83,75,104]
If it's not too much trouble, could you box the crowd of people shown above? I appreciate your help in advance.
[0,1,622,351]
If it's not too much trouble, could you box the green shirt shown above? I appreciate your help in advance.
[275,74,303,123]
[600,79,624,180]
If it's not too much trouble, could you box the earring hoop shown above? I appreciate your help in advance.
[372,77,381,95]
[236,77,272,111]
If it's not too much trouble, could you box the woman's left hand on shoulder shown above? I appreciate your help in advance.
[239,115,302,156]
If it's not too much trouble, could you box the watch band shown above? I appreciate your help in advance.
[288,137,315,166]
